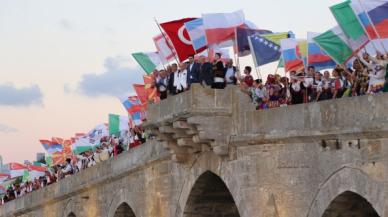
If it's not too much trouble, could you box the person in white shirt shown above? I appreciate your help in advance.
[225,59,237,85]
[359,53,386,94]
[173,63,188,93]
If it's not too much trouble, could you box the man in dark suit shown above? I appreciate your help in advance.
[186,55,201,86]
[198,55,213,87]
[168,63,178,95]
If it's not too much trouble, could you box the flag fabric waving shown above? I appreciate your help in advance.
[235,27,273,57]
[307,32,336,70]
[280,38,305,72]
[121,96,144,114]
[160,18,202,62]
[0,174,10,183]
[184,18,207,52]
[27,165,46,181]
[40,139,63,155]
[143,75,160,103]
[132,52,162,74]
[202,10,245,47]
[109,114,129,136]
[313,26,367,64]
[248,34,282,67]
[330,1,370,44]
[10,163,27,178]
[153,34,176,63]
[352,0,388,39]
[133,84,149,104]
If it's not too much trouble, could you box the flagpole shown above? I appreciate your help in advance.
[154,17,180,64]
[357,0,388,54]
[247,35,261,79]
[234,27,242,79]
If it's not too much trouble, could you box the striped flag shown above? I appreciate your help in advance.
[153,34,176,63]
[280,38,305,72]
[40,139,63,155]
[307,32,336,70]
[0,174,10,183]
[132,52,162,74]
[314,26,368,64]
[27,165,46,181]
[184,18,207,52]
[10,163,27,178]
[109,114,129,136]
[120,96,144,114]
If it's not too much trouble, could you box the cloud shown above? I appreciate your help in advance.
[0,84,43,106]
[59,19,73,31]
[0,123,17,133]
[71,56,143,97]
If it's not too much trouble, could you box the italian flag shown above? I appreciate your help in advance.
[313,26,368,64]
[10,163,27,178]
[109,114,129,136]
[132,52,162,74]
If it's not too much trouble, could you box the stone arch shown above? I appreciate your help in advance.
[182,171,241,217]
[112,202,136,217]
[321,191,379,217]
[63,199,78,217]
[108,188,138,217]
[307,167,384,217]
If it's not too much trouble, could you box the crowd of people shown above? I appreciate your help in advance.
[1,127,147,205]
[151,52,388,110]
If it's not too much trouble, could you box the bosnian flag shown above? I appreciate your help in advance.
[185,18,207,52]
[40,139,63,155]
[202,10,245,47]
[153,34,176,63]
[307,32,336,70]
[0,174,10,183]
[280,38,305,72]
[27,165,46,181]
[351,0,388,39]
[10,163,27,178]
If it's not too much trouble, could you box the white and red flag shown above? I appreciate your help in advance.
[10,163,27,178]
[202,10,245,47]
[160,18,204,62]
[153,34,176,63]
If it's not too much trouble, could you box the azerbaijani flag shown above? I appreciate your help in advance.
[40,139,63,155]
[27,165,46,181]
[132,52,162,74]
[307,32,336,70]
[9,163,27,178]
[314,26,368,64]
[331,1,370,44]
[280,38,305,72]
[109,114,129,136]
[0,174,10,183]
[351,0,388,39]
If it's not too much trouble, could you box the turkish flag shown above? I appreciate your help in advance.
[160,18,205,62]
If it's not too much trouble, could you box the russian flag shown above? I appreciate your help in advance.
[352,1,388,39]
[280,38,305,72]
[307,32,336,71]
[185,18,207,52]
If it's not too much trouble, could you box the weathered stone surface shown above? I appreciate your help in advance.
[2,86,388,217]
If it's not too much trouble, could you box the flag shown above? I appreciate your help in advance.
[160,18,203,62]
[130,111,143,126]
[307,32,336,70]
[40,139,63,155]
[352,0,388,39]
[184,18,207,52]
[52,151,66,165]
[132,52,162,74]
[313,26,368,64]
[235,27,273,56]
[62,139,73,157]
[27,165,46,181]
[153,34,176,63]
[0,186,5,195]
[45,156,53,167]
[143,75,160,103]
[109,114,129,136]
[202,10,245,46]
[120,96,144,114]
[280,38,305,72]
[330,1,370,44]
[9,163,27,178]
[22,170,29,183]
[248,34,282,67]
[133,84,149,104]
[86,124,109,146]
[0,174,9,184]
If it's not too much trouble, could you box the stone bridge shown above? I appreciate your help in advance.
[1,85,388,217]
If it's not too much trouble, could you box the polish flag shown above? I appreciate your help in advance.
[202,10,245,47]
[10,163,27,178]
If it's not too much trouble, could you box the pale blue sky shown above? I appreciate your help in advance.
[0,0,342,163]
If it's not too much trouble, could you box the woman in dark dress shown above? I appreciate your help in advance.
[211,53,226,89]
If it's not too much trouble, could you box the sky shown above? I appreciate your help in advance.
[0,0,342,163]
